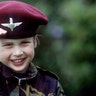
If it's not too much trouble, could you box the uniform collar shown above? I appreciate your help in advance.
[1,62,38,79]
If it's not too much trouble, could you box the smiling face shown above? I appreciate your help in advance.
[0,37,37,73]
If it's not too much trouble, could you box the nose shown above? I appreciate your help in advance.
[13,46,23,57]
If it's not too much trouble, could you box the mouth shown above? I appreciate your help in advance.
[11,58,26,66]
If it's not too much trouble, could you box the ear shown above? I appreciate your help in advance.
[33,36,37,48]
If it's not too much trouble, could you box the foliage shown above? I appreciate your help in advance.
[1,0,96,96]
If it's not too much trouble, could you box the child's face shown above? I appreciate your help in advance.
[0,37,37,73]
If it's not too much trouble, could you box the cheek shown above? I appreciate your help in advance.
[0,50,10,63]
[23,46,35,58]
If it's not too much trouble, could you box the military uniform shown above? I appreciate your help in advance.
[0,1,66,96]
[0,63,65,96]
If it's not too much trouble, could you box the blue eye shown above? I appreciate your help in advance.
[22,41,30,44]
[5,44,12,46]
[3,43,13,48]
[21,41,30,46]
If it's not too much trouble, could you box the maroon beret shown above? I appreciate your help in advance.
[0,1,48,39]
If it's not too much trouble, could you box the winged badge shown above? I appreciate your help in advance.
[1,17,22,31]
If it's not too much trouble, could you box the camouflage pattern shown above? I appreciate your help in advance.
[0,63,65,96]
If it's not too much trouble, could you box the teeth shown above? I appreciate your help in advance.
[13,59,22,62]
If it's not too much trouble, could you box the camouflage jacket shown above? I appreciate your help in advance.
[0,63,65,96]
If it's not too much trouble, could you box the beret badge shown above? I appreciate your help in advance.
[0,1,48,39]
[1,17,22,31]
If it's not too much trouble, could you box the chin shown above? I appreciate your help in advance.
[13,69,26,73]
[12,66,27,73]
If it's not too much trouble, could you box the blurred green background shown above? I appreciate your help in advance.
[1,0,96,96]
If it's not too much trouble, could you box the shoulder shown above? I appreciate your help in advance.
[36,66,59,80]
[36,66,66,95]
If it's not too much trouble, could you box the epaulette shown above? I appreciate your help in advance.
[36,66,59,80]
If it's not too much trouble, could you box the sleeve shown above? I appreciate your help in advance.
[56,82,66,96]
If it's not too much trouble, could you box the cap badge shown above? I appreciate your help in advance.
[1,18,22,31]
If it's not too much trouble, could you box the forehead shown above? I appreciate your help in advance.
[0,37,33,43]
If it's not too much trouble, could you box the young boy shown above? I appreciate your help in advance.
[0,1,65,96]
